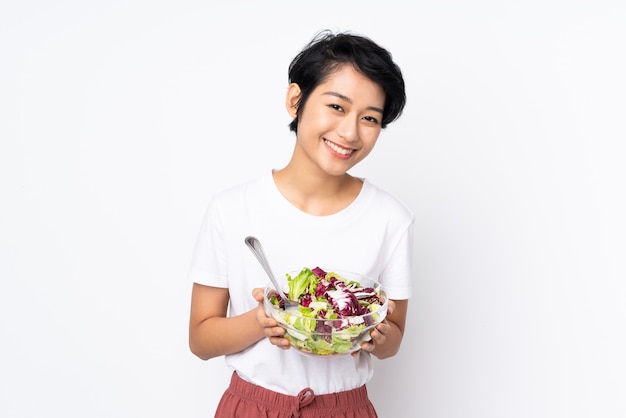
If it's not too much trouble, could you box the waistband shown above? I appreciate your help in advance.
[227,371,371,413]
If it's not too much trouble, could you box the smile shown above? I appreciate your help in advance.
[324,139,354,156]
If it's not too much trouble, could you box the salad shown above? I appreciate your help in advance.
[265,266,387,356]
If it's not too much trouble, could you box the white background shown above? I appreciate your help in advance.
[1,1,625,417]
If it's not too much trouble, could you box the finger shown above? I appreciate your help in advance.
[360,341,375,352]
[258,315,278,329]
[369,330,383,345]
[377,321,391,335]
[252,288,265,301]
[259,319,285,336]
[269,336,290,349]
[260,319,279,330]
[387,299,396,315]
[370,324,388,344]
[255,306,278,329]
[269,326,285,337]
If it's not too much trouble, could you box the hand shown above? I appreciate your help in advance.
[251,288,291,350]
[352,299,396,357]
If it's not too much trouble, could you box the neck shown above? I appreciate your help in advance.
[272,165,362,216]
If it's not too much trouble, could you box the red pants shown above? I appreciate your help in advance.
[214,371,378,418]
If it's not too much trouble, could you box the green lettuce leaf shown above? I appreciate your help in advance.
[287,267,315,300]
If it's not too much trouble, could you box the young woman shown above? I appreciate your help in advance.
[188,29,413,417]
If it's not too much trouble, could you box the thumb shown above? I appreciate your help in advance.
[252,287,265,302]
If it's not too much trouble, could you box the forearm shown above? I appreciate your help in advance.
[189,308,264,360]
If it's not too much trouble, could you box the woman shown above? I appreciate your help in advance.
[188,29,413,417]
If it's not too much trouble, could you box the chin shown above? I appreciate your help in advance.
[319,159,360,177]
[324,168,353,178]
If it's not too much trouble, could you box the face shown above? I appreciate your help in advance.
[287,65,386,178]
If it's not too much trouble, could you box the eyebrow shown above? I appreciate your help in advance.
[322,91,384,114]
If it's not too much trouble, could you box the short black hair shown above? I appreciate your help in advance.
[288,30,406,133]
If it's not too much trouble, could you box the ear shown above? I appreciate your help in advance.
[285,83,302,118]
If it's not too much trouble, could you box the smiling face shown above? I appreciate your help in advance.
[286,65,386,178]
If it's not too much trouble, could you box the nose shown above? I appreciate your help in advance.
[336,115,359,142]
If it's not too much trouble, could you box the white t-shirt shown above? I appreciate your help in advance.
[188,172,414,395]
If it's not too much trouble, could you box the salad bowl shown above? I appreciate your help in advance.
[263,266,388,357]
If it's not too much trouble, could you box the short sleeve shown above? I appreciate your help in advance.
[187,199,229,288]
[380,213,414,300]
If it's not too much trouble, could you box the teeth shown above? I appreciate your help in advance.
[325,140,353,155]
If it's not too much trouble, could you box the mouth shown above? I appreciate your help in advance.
[324,139,355,157]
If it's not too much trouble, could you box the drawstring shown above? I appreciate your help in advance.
[291,387,315,417]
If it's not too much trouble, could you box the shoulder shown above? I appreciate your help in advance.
[362,179,414,222]
[208,173,270,205]
[200,173,272,222]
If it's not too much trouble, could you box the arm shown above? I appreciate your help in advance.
[188,283,266,360]
[360,298,408,359]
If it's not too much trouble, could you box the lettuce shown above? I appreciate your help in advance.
[286,268,316,300]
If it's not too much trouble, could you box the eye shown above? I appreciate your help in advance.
[363,115,380,125]
[329,103,344,112]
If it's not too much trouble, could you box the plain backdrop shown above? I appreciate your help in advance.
[1,1,625,417]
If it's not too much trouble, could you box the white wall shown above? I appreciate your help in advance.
[1,1,624,417]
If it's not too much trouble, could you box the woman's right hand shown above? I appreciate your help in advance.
[251,288,291,350]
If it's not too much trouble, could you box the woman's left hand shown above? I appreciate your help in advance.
[352,299,397,357]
